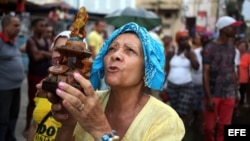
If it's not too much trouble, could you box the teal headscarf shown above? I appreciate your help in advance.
[90,22,165,90]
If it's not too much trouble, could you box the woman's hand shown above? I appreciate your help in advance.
[55,72,112,140]
[184,50,199,70]
[206,97,214,111]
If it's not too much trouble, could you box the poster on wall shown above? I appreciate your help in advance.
[196,11,207,32]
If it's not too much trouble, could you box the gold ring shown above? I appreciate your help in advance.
[78,104,85,111]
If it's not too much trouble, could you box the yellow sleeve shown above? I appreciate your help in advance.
[145,115,185,141]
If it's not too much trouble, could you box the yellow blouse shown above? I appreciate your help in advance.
[74,90,185,141]
[33,97,62,141]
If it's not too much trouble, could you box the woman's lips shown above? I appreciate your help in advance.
[107,66,120,72]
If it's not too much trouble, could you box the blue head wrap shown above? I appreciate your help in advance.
[90,22,165,90]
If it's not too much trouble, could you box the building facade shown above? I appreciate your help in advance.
[182,0,224,33]
[136,0,182,36]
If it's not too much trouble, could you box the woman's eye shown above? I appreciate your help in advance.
[107,47,115,52]
[127,48,135,53]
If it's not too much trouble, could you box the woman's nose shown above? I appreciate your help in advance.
[111,49,123,61]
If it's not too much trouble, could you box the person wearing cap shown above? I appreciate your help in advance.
[202,16,242,141]
[165,30,199,135]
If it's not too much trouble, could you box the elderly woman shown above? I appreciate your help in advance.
[49,22,185,141]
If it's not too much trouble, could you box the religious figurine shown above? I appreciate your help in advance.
[42,6,92,93]
[70,7,88,39]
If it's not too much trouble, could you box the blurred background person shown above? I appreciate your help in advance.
[159,34,174,103]
[87,19,107,90]
[24,18,52,137]
[165,30,199,140]
[162,34,174,55]
[27,31,71,141]
[44,24,55,43]
[202,16,241,141]
[236,39,250,107]
[149,26,163,45]
[0,15,25,141]
[87,19,106,59]
[190,31,204,141]
[47,7,59,31]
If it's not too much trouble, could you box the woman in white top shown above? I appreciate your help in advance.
[165,30,199,127]
[191,32,205,112]
[190,32,205,140]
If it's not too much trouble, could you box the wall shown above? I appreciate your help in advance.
[183,0,222,32]
[136,0,182,36]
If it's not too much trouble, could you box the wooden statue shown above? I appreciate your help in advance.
[42,6,92,93]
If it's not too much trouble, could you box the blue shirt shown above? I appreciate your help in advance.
[0,32,25,90]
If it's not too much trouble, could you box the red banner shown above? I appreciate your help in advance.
[196,11,207,32]
[16,0,25,13]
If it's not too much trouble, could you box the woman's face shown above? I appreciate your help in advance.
[178,36,190,50]
[238,42,247,53]
[35,20,46,34]
[45,26,53,39]
[223,25,237,38]
[163,36,172,46]
[193,33,201,46]
[104,33,144,88]
[52,37,68,65]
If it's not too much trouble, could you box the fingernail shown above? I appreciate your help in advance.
[58,82,64,88]
[56,88,62,95]
[73,72,80,78]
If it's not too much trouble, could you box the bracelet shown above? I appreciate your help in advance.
[100,130,120,141]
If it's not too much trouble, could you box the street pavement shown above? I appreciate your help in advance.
[15,78,28,141]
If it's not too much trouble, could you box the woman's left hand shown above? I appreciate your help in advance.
[184,50,199,70]
[55,72,112,140]
[184,50,193,59]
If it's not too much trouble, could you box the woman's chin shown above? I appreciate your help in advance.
[105,81,119,87]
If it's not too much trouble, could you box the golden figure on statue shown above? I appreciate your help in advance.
[70,7,89,39]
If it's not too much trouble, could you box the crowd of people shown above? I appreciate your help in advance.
[0,10,250,141]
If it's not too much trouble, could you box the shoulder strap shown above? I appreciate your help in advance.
[31,36,39,48]
[43,38,49,50]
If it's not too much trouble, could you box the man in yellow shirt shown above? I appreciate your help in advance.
[87,20,108,90]
[87,20,106,59]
